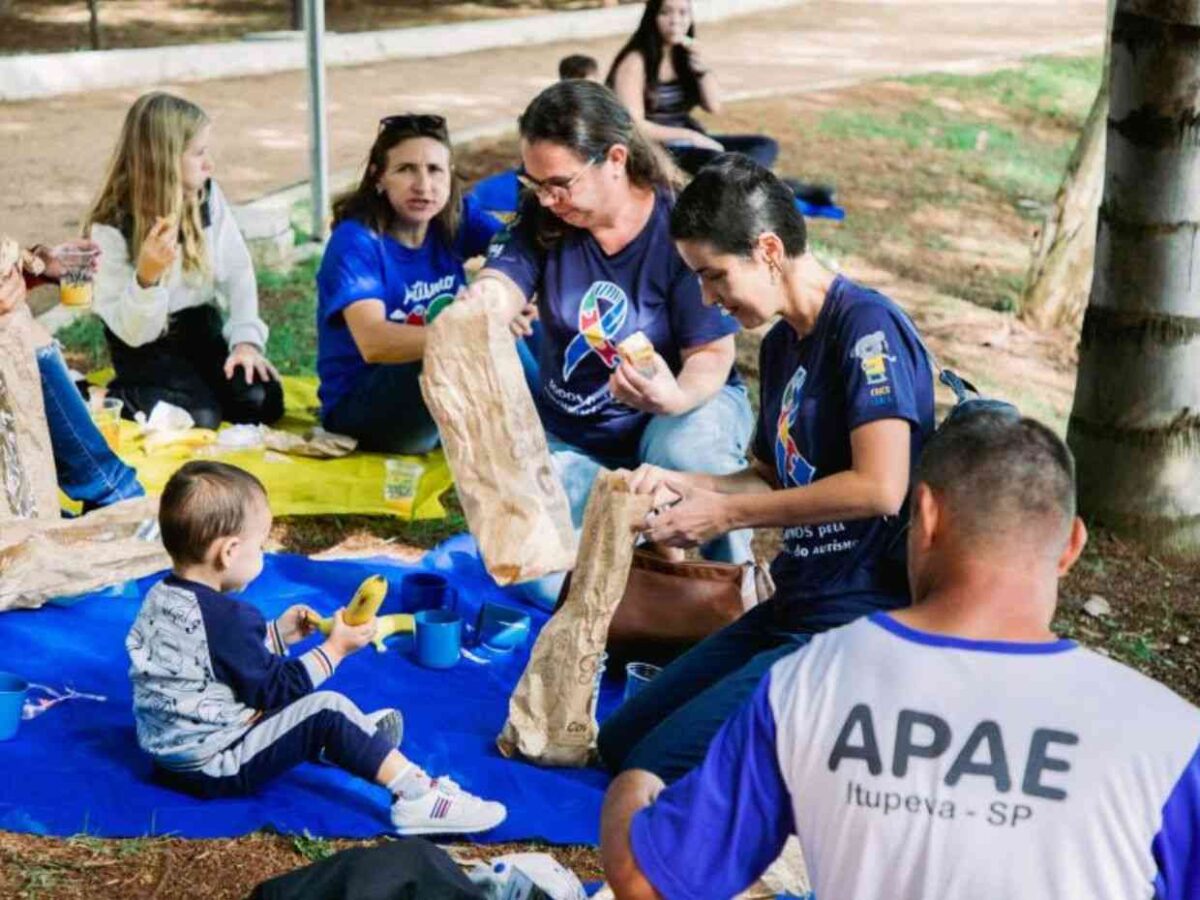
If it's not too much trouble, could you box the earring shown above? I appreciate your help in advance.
[769,264,779,286]
[376,185,384,195]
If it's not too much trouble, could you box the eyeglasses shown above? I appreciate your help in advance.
[516,156,600,202]
[378,113,448,138]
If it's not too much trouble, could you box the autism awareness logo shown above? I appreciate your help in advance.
[403,293,455,325]
[562,281,629,381]
[775,365,817,488]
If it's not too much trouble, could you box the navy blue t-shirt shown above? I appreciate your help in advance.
[751,276,935,603]
[485,191,740,460]
[316,195,501,416]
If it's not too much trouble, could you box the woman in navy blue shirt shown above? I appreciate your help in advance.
[463,80,754,607]
[597,154,937,783]
[317,114,502,453]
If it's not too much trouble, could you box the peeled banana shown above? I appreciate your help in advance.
[306,575,413,652]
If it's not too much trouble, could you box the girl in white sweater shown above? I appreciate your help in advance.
[86,92,283,429]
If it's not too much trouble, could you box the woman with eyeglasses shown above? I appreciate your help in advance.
[462,79,753,608]
[607,0,778,175]
[316,114,503,453]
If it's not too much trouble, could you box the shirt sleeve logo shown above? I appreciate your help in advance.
[562,280,629,381]
[852,330,897,387]
[776,364,817,487]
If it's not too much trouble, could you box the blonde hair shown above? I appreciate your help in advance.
[86,92,211,280]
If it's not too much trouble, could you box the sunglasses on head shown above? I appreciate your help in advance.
[378,113,448,137]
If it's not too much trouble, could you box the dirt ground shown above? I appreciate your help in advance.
[0,0,622,55]
[0,0,1105,241]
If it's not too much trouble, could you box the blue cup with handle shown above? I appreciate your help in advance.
[401,572,455,613]
[0,673,28,741]
[414,610,462,669]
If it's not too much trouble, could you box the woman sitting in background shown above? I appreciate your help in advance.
[86,91,283,430]
[607,0,778,175]
[316,114,502,454]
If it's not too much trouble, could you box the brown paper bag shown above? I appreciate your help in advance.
[419,294,576,584]
[0,496,169,611]
[0,302,60,523]
[497,471,652,766]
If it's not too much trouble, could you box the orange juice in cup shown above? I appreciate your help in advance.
[55,247,99,308]
[90,398,124,451]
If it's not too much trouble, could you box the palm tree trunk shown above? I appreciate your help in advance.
[1019,84,1107,330]
[1067,0,1200,555]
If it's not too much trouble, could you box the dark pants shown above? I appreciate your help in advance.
[322,362,440,455]
[106,304,284,430]
[668,133,780,175]
[597,589,907,784]
[157,691,391,799]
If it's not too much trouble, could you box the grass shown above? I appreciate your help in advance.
[290,831,336,864]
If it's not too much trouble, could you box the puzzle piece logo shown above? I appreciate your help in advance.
[562,280,629,381]
[775,364,816,487]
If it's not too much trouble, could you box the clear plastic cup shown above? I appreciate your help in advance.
[623,662,663,704]
[383,458,424,515]
[89,397,124,451]
[55,246,99,308]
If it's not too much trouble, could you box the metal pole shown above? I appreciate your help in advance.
[303,0,330,242]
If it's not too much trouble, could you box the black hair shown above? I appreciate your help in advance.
[517,80,677,248]
[670,154,807,257]
[916,410,1076,543]
[159,461,268,566]
[605,0,701,115]
[559,54,599,81]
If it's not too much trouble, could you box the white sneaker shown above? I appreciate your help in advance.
[391,777,507,836]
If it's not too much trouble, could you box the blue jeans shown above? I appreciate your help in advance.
[37,344,143,511]
[516,383,754,609]
[596,589,907,784]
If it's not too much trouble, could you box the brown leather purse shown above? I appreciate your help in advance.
[557,548,770,664]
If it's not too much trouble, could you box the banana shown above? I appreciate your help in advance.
[344,574,389,625]
[305,576,412,653]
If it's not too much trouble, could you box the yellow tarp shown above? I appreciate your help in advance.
[83,374,452,519]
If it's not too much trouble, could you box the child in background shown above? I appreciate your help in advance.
[558,54,600,82]
[126,460,506,835]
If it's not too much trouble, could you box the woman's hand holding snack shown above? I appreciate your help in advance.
[135,216,179,287]
[609,354,687,416]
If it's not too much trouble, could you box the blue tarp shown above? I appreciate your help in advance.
[0,536,616,843]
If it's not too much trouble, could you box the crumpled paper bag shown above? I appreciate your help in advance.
[0,301,60,523]
[264,426,357,459]
[420,292,576,584]
[0,496,169,612]
[497,472,651,766]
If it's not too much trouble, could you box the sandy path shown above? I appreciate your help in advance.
[1,0,1104,241]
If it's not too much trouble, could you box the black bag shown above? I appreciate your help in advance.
[249,839,486,900]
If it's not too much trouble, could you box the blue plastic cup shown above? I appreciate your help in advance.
[623,662,662,704]
[401,572,454,613]
[0,673,28,741]
[414,610,462,669]
[477,602,531,652]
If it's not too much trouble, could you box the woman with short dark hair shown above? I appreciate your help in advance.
[316,114,502,453]
[597,154,937,783]
[463,81,754,608]
[607,0,778,174]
